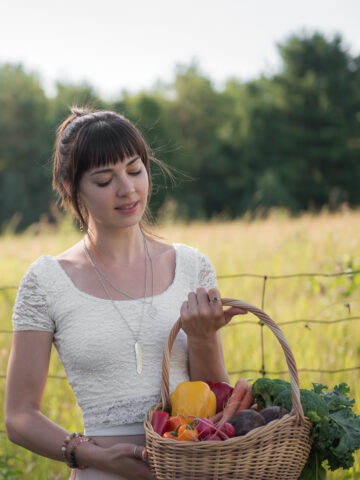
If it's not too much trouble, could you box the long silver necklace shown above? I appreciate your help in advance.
[84,233,150,302]
[83,234,154,375]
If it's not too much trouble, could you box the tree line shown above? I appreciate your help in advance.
[0,31,359,231]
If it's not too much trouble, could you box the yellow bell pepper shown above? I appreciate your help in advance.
[170,381,216,420]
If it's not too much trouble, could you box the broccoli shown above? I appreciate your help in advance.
[252,377,291,409]
[275,388,329,423]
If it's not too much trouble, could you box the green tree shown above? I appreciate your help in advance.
[274,32,360,210]
[0,64,51,230]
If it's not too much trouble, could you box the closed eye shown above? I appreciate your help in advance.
[129,170,142,176]
[97,179,112,187]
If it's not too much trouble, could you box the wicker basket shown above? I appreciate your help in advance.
[144,298,313,480]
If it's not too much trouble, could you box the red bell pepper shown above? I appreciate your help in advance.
[151,411,170,436]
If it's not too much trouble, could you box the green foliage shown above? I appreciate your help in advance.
[0,453,23,479]
[1,31,360,230]
[252,377,360,477]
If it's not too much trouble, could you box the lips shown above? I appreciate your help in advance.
[115,201,138,210]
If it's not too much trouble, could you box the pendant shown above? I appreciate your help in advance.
[134,341,143,374]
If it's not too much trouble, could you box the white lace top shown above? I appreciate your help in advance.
[12,243,217,435]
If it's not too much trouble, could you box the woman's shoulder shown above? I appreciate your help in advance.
[20,246,79,292]
[173,242,208,260]
[23,254,57,278]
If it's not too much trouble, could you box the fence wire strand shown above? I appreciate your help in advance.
[0,268,359,381]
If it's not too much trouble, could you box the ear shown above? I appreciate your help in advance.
[63,181,71,197]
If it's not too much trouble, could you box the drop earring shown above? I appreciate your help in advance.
[79,223,84,232]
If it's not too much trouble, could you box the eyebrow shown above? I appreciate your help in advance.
[90,156,140,176]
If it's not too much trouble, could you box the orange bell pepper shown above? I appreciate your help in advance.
[176,424,199,442]
[168,415,187,431]
[162,431,178,439]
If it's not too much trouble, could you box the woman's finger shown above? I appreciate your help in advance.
[224,306,248,324]
[195,287,212,317]
[208,288,223,315]
[187,291,199,315]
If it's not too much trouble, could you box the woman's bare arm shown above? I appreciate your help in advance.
[182,287,247,383]
[5,332,153,479]
[5,331,73,460]
[187,331,230,383]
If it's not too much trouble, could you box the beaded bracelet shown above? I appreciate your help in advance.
[61,433,95,470]
[61,433,80,467]
[69,435,96,470]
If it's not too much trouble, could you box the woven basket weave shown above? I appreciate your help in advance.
[144,298,313,480]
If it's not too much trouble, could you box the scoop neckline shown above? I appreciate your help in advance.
[46,243,180,303]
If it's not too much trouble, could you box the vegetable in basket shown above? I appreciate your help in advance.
[170,381,216,419]
[176,424,199,441]
[228,409,265,436]
[211,379,254,426]
[151,411,170,436]
[252,377,291,409]
[206,380,234,413]
[252,377,360,479]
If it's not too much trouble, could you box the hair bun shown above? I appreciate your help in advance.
[70,106,93,117]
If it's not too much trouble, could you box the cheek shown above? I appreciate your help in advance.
[142,170,150,196]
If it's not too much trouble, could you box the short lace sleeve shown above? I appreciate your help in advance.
[197,253,218,290]
[12,263,55,332]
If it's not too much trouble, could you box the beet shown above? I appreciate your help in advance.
[229,409,265,436]
[259,406,289,424]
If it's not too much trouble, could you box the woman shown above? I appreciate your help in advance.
[5,107,247,479]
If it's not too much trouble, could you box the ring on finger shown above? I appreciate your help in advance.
[133,446,137,456]
[210,296,219,303]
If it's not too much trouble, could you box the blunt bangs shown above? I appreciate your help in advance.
[72,116,149,185]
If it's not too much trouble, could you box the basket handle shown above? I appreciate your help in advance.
[160,298,305,423]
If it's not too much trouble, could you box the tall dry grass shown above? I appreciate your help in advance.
[1,209,359,479]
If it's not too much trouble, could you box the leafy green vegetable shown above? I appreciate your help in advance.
[299,383,360,478]
[252,377,291,409]
[252,378,360,478]
[297,449,326,480]
[275,388,328,423]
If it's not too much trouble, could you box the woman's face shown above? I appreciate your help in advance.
[78,155,149,231]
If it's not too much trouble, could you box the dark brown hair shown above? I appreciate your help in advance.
[53,106,165,232]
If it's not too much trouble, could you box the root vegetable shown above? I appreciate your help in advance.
[229,409,265,436]
[216,379,248,427]
[259,406,288,424]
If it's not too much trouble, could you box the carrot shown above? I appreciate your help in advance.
[216,379,248,427]
[210,411,223,423]
[236,385,254,412]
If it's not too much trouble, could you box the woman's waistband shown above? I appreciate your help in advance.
[84,422,145,436]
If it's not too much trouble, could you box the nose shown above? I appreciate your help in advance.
[116,174,135,196]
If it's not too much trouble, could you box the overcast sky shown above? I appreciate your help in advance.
[1,0,359,98]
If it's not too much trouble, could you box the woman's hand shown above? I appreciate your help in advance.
[180,287,247,341]
[84,443,155,479]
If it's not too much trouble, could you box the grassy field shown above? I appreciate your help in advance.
[1,209,360,479]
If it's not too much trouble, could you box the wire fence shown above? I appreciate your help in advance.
[217,269,360,377]
[1,268,360,435]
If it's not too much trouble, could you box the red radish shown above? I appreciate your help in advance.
[217,422,236,440]
[206,381,234,413]
[194,418,216,440]
[217,379,248,427]
[151,411,170,436]
[207,434,222,441]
